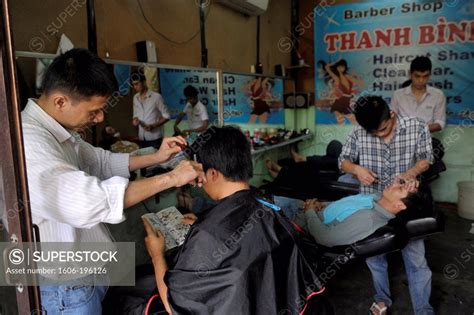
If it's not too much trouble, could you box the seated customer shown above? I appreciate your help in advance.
[143,126,323,315]
[275,181,431,247]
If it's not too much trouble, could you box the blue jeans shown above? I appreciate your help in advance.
[366,239,434,315]
[337,173,360,185]
[272,195,304,220]
[40,279,107,315]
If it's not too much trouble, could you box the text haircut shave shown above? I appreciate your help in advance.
[410,56,432,73]
[354,95,391,133]
[184,85,198,98]
[41,48,118,99]
[195,126,253,182]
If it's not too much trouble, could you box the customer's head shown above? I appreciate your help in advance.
[193,126,253,199]
[354,96,396,138]
[184,85,199,106]
[382,182,433,215]
[130,71,147,94]
[40,48,118,130]
[410,56,432,91]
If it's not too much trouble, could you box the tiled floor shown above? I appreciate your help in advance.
[109,198,474,314]
[1,201,472,314]
[323,207,474,315]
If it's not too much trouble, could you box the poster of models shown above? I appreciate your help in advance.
[159,69,284,124]
[314,0,474,125]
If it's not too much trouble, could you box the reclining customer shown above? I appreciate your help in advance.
[275,182,431,247]
[142,126,323,315]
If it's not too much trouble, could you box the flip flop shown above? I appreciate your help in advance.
[369,302,387,315]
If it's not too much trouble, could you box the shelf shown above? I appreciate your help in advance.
[286,64,311,70]
[15,51,293,79]
[251,134,312,156]
[14,50,220,72]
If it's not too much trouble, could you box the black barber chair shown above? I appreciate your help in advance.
[316,210,445,267]
[263,158,446,202]
[300,192,445,315]
[265,177,445,267]
[263,137,447,202]
[261,144,447,313]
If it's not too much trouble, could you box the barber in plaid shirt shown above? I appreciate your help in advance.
[339,96,434,315]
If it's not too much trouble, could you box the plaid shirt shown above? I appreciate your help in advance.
[339,116,434,194]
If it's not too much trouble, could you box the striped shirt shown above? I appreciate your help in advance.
[339,116,433,194]
[20,99,130,243]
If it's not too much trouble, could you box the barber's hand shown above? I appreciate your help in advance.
[169,160,206,188]
[143,218,166,258]
[303,199,324,212]
[182,213,198,225]
[395,173,419,192]
[154,136,187,164]
[132,117,140,127]
[144,124,155,132]
[354,166,378,186]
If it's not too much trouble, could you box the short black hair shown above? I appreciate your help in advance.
[130,70,146,83]
[402,188,432,212]
[41,48,118,99]
[396,185,434,221]
[354,96,391,133]
[192,126,253,182]
[184,85,198,98]
[410,56,432,73]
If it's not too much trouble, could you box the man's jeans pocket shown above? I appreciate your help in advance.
[40,283,106,314]
[61,284,95,309]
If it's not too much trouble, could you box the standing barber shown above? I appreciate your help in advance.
[21,48,204,314]
[131,71,170,149]
[174,85,209,136]
[391,56,446,133]
[391,56,446,162]
[339,96,434,315]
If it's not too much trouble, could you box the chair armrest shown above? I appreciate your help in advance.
[319,211,445,264]
[405,211,445,240]
[318,225,403,266]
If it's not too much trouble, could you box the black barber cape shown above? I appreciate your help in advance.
[165,189,324,315]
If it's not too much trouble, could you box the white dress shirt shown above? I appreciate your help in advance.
[133,90,170,141]
[20,99,130,243]
[183,101,209,130]
[391,85,446,129]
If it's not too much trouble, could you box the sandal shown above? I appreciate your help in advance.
[369,302,387,315]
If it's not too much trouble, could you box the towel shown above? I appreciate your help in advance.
[323,194,377,224]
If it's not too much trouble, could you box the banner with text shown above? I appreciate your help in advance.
[314,0,474,125]
[159,69,284,124]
